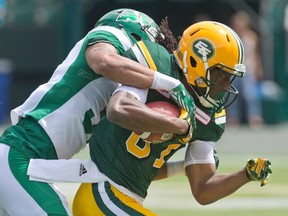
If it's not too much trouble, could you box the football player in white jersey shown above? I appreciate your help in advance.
[0,9,193,216]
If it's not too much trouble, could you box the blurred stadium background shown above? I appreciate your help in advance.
[0,0,288,124]
[0,0,288,215]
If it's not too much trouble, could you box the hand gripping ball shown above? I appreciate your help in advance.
[134,101,181,143]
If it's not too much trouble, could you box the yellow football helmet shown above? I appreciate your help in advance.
[173,21,246,111]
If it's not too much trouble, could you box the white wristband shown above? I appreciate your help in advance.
[151,72,181,91]
[167,160,185,177]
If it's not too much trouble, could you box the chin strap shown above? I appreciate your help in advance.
[181,49,220,110]
[196,54,218,109]
[182,51,188,74]
[202,54,211,101]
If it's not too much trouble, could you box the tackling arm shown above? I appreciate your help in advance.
[86,43,155,89]
[86,42,196,115]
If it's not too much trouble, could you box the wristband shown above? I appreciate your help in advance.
[151,72,180,91]
[167,160,185,177]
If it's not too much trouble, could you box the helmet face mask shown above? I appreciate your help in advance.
[174,21,246,112]
[95,8,160,43]
[194,65,240,111]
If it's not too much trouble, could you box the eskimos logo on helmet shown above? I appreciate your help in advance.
[192,39,215,60]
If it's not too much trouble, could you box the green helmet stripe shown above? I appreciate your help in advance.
[215,22,244,64]
[229,28,244,64]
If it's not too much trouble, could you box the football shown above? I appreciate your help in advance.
[134,101,181,143]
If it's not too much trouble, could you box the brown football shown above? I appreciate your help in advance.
[135,101,181,143]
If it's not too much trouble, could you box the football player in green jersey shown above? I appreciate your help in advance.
[0,9,193,216]
[23,20,272,215]
[70,21,271,215]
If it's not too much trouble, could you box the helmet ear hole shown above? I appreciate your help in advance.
[190,56,197,67]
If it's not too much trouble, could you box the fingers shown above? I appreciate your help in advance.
[171,84,195,115]
[263,165,272,174]
[245,158,272,187]
[261,178,269,187]
[247,159,256,166]
[261,171,271,187]
[265,160,271,166]
[260,160,272,187]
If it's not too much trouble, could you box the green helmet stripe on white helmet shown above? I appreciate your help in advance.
[95,8,160,43]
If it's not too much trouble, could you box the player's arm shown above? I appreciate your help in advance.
[184,141,272,205]
[86,42,195,115]
[86,42,155,88]
[86,42,182,91]
[107,90,189,135]
[186,164,249,205]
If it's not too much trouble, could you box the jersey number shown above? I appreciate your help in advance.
[126,132,181,168]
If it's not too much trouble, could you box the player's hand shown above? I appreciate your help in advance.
[245,158,272,187]
[169,83,195,116]
[174,108,195,144]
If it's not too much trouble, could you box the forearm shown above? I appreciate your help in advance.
[184,143,272,205]
[188,168,250,205]
[96,53,155,89]
[86,43,180,91]
[98,54,181,92]
[107,92,188,134]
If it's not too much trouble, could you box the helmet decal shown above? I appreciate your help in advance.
[95,9,160,43]
[116,10,159,40]
[116,10,153,27]
[192,39,215,60]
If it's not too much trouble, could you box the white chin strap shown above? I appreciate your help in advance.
[181,50,219,109]
[198,54,217,108]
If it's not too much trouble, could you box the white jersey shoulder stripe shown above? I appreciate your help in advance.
[130,44,149,68]
[90,26,133,51]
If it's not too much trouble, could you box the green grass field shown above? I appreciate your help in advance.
[53,123,288,215]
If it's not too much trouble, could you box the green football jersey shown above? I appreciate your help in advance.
[89,40,226,198]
